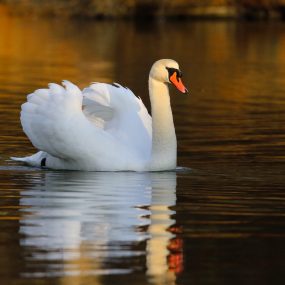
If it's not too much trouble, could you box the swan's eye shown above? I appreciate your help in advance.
[166,67,182,79]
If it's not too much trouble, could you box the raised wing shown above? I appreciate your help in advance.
[21,81,115,162]
[82,82,152,157]
[20,81,152,169]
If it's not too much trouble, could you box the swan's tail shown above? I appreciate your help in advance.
[10,151,46,167]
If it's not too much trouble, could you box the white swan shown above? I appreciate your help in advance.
[12,59,188,171]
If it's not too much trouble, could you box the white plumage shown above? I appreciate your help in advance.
[12,59,188,171]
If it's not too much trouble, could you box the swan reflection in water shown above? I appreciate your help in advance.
[19,171,183,284]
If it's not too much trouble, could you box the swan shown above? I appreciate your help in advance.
[11,59,188,171]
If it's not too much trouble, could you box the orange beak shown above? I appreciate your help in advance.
[170,72,188,94]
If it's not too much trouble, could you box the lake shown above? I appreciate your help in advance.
[0,10,285,285]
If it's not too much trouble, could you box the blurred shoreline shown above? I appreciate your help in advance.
[1,1,285,20]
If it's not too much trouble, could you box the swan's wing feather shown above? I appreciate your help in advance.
[82,95,114,124]
[83,101,114,120]
[21,81,112,161]
[82,83,152,155]
[137,96,152,137]
[83,82,151,133]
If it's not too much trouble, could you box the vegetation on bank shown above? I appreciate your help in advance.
[2,0,285,19]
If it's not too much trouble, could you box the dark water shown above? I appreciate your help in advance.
[1,9,285,285]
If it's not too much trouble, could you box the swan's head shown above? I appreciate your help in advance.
[150,59,188,94]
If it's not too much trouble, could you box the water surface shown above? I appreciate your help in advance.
[1,11,285,285]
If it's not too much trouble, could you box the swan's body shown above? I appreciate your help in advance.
[12,59,188,171]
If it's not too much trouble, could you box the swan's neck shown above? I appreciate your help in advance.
[149,77,177,171]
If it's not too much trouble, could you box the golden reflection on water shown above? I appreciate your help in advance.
[0,8,116,88]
